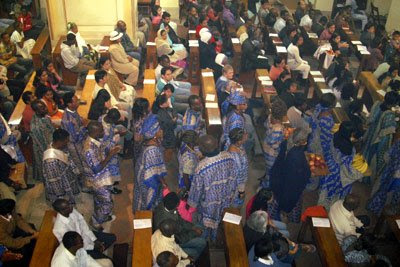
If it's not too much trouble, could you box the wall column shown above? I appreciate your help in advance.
[385,0,400,32]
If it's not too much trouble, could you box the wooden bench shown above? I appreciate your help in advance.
[31,28,51,69]
[141,69,156,107]
[188,38,200,85]
[29,210,58,267]
[9,162,27,188]
[145,42,157,69]
[52,35,79,86]
[358,71,384,111]
[374,213,400,244]
[223,208,249,267]
[132,210,153,267]
[232,41,242,72]
[343,29,370,77]
[256,69,278,110]
[200,69,223,139]
[77,70,97,119]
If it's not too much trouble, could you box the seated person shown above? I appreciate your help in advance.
[248,237,290,267]
[0,199,38,266]
[155,28,187,70]
[215,64,234,105]
[152,5,163,26]
[0,65,25,102]
[115,20,141,61]
[273,70,291,96]
[160,12,181,44]
[279,80,298,108]
[156,251,180,267]
[329,194,367,244]
[151,219,193,266]
[155,55,184,81]
[67,22,92,58]
[10,21,35,60]
[153,192,206,260]
[287,34,310,83]
[360,22,375,48]
[17,7,44,39]
[51,231,113,267]
[199,30,217,69]
[40,88,64,123]
[312,16,328,38]
[240,33,270,72]
[319,22,335,41]
[61,33,96,79]
[346,0,368,30]
[185,6,200,29]
[52,199,117,260]
[269,56,289,82]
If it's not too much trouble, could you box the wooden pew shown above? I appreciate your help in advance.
[141,69,156,107]
[358,71,384,111]
[145,42,157,69]
[253,69,269,98]
[200,69,223,139]
[256,69,278,110]
[29,210,58,267]
[132,210,153,267]
[31,28,51,69]
[223,208,249,267]
[188,38,200,85]
[77,70,97,119]
[232,40,242,72]
[343,28,370,77]
[52,35,79,86]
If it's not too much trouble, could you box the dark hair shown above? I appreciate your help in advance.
[181,130,198,147]
[88,89,111,120]
[158,55,169,63]
[364,22,375,32]
[378,66,399,84]
[341,83,355,100]
[53,128,70,142]
[22,91,33,104]
[94,70,108,83]
[63,92,75,105]
[87,121,102,136]
[279,70,290,80]
[292,34,303,45]
[333,121,355,155]
[381,91,399,111]
[280,10,288,17]
[320,93,336,108]
[105,108,121,123]
[188,95,200,107]
[294,93,307,108]
[156,251,176,267]
[330,32,340,43]
[98,56,110,69]
[33,68,47,89]
[152,5,161,16]
[388,80,400,91]
[273,56,284,67]
[152,94,168,114]
[272,236,289,259]
[254,238,274,260]
[43,59,53,69]
[229,128,245,145]
[348,99,363,114]
[132,97,149,121]
[163,84,175,93]
[0,199,15,215]
[319,16,328,25]
[0,32,9,39]
[250,188,273,215]
[261,0,269,4]
[62,231,80,249]
[326,21,335,29]
[161,66,173,76]
[162,11,171,19]
[39,87,53,99]
[66,33,76,42]
[271,99,287,121]
[163,192,180,210]
[159,219,177,237]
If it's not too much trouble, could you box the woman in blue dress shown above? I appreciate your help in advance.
[133,114,167,211]
[132,98,150,163]
[228,127,249,207]
[178,130,199,190]
[261,99,287,188]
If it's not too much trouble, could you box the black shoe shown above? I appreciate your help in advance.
[15,184,35,191]
[111,187,122,194]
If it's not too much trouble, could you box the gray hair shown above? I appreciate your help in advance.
[246,210,269,233]
[287,127,310,150]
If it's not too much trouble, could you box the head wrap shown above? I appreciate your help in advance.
[228,90,247,105]
[200,31,212,43]
[215,53,227,67]
[141,114,160,139]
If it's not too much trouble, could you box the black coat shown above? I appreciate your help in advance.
[199,41,217,69]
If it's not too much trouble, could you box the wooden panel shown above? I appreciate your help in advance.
[29,210,58,267]
[77,70,97,119]
[253,69,269,98]
[223,208,249,267]
[132,210,153,267]
[142,69,156,107]
[358,71,384,110]
[386,215,400,243]
[145,44,157,69]
[31,28,50,69]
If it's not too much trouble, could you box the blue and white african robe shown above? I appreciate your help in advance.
[0,114,24,163]
[182,108,206,136]
[222,111,245,150]
[100,115,121,182]
[177,143,199,189]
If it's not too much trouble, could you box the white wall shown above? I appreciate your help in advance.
[160,0,179,19]
[314,0,334,12]
[385,0,400,32]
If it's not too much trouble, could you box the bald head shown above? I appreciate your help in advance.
[343,193,360,211]
[199,135,218,155]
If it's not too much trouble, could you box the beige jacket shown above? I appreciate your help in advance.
[0,212,34,249]
[109,43,137,75]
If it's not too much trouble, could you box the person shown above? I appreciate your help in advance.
[30,100,55,181]
[83,121,121,230]
[51,231,113,267]
[199,30,217,70]
[222,91,247,149]
[108,31,139,86]
[133,114,167,211]
[377,66,399,89]
[17,7,44,39]
[244,211,271,252]
[0,65,25,103]
[52,199,117,260]
[367,139,400,215]
[186,6,200,29]
[248,237,291,267]
[319,21,335,41]
[66,22,90,57]
[132,97,150,161]
[61,92,88,186]
[257,0,271,27]
[240,33,270,72]
[151,219,192,266]
[61,33,95,78]
[155,55,184,81]
[269,56,289,82]
[365,38,384,71]
[88,89,112,121]
[156,251,180,267]
[287,34,310,82]
[0,199,38,266]
[0,32,33,80]
[236,18,253,38]
[273,10,289,33]
[41,87,64,123]
[156,67,191,109]
[182,95,205,136]
[43,129,80,205]
[294,0,308,23]
[155,29,187,69]
[10,21,35,59]
[187,135,237,240]
[312,16,328,38]
[360,22,375,48]
[228,128,248,207]
[329,194,365,244]
[98,57,136,107]
[153,192,206,260]
[261,99,287,188]
[286,93,310,131]
[346,0,368,30]
[0,244,23,266]
[0,111,25,164]
[44,60,75,94]
[215,64,235,105]
[152,5,163,26]
[362,91,398,176]
[115,20,142,61]
[33,68,61,106]
[273,70,291,96]
[278,80,298,108]
[177,130,200,190]
[159,12,180,44]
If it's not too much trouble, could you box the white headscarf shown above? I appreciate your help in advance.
[239,33,249,45]
[215,53,227,67]
[200,31,212,43]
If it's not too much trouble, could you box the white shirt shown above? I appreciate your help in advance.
[53,209,97,250]
[299,14,312,28]
[51,244,112,267]
[93,83,118,107]
[273,18,286,33]
[155,64,162,81]
[61,43,80,69]
[10,30,23,44]
[329,200,363,244]
[151,230,190,267]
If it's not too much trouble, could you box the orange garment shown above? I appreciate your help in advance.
[41,98,63,120]
[300,205,328,222]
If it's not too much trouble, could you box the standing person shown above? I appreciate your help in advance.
[287,34,310,83]
[108,31,140,86]
[133,114,167,211]
[286,93,310,131]
[84,121,121,230]
[43,129,80,205]
[61,92,88,189]
[132,98,150,162]
[178,130,200,190]
[261,99,287,188]
[362,91,398,176]
[182,95,205,136]
[10,21,35,59]
[21,91,36,133]
[187,135,237,240]
[30,100,55,181]
[222,91,247,149]
[228,128,249,207]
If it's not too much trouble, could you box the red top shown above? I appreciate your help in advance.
[18,14,32,32]
[269,65,285,81]
[300,205,328,222]
[22,104,34,132]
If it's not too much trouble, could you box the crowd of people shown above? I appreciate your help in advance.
[0,0,399,266]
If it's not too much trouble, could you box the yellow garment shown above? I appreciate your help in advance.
[352,154,369,174]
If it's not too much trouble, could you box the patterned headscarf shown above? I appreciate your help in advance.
[228,90,247,105]
[141,114,160,139]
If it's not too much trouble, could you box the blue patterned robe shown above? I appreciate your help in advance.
[178,143,199,189]
[133,145,167,211]
[182,108,206,136]
[99,115,121,182]
[222,111,245,150]
[307,104,335,155]
[229,148,248,207]
[187,152,237,240]
[367,140,400,215]
[0,114,24,163]
[61,109,87,176]
[133,117,145,162]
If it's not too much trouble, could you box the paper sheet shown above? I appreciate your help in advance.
[258,76,271,81]
[269,33,278,37]
[205,102,218,108]
[231,38,240,44]
[360,50,371,55]
[202,72,213,77]
[257,55,268,59]
[321,89,332,94]
[314,77,325,83]
[143,79,155,85]
[188,30,196,34]
[312,217,331,228]
[357,45,367,51]
[276,46,287,53]
[223,212,242,225]
[146,41,155,46]
[206,94,215,102]
[97,45,109,51]
[262,80,273,86]
[273,40,282,44]
[8,116,22,126]
[209,116,222,125]
[351,40,362,45]
[336,102,341,108]
[377,90,386,97]
[363,104,369,115]
[86,74,95,80]
[189,43,199,47]
[308,33,318,38]
[133,219,152,229]
[396,219,400,229]
[310,71,323,76]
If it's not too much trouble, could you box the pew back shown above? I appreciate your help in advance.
[31,28,51,69]
[132,211,153,267]
[77,70,97,119]
[142,69,156,107]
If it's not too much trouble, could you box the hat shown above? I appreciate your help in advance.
[228,91,247,106]
[141,114,161,139]
[200,31,212,43]
[109,31,123,41]
[215,53,227,67]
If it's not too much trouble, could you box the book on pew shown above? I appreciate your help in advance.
[133,219,152,229]
[335,102,341,108]
[86,74,95,80]
[312,217,330,228]
[276,46,287,53]
[310,71,323,76]
[308,32,318,39]
[262,80,273,86]
[351,40,362,45]
[223,212,242,225]
[205,102,218,108]
[188,30,196,34]
[314,77,325,83]
[143,79,155,84]
[231,38,240,44]
[206,94,215,102]
[146,41,156,46]
[356,45,367,51]
[263,87,276,94]
[377,90,386,97]
[269,33,278,37]
[258,76,271,81]
[202,72,213,77]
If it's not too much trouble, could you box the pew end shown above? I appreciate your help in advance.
[132,210,153,267]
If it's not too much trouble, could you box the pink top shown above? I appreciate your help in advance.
[162,188,196,223]
[269,66,285,81]
[319,29,332,41]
